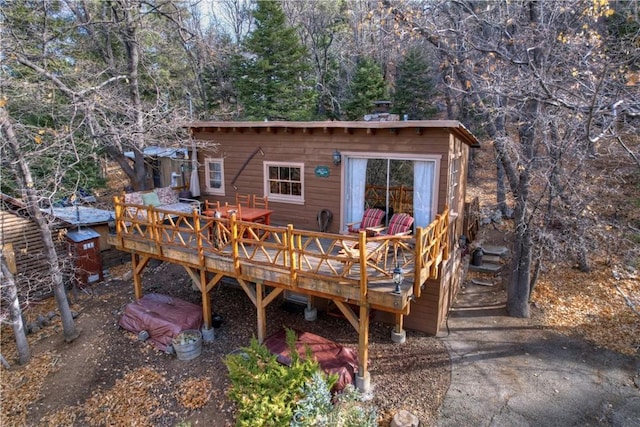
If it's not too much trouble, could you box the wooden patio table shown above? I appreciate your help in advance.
[204,205,274,225]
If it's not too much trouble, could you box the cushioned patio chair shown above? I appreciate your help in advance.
[346,208,385,235]
[373,212,414,236]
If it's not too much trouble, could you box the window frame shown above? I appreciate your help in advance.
[263,161,305,205]
[204,158,225,196]
[449,152,461,217]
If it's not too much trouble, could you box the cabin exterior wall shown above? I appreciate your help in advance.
[193,126,452,234]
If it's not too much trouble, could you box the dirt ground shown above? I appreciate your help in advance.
[1,260,450,427]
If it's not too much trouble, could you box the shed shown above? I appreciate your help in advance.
[66,228,104,287]
[1,194,68,300]
[187,120,480,335]
[124,146,191,190]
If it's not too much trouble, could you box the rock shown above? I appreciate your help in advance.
[71,310,80,319]
[391,409,420,427]
[46,311,58,320]
[37,314,50,327]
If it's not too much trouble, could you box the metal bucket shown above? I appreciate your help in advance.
[172,329,202,361]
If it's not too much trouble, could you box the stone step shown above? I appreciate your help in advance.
[481,245,509,257]
[468,262,503,273]
[483,254,503,264]
[471,279,495,287]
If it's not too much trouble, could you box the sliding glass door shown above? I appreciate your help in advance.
[343,154,439,231]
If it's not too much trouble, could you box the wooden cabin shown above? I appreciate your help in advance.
[108,120,478,392]
[188,120,479,335]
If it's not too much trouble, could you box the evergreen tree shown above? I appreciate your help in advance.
[343,57,386,120]
[235,0,316,121]
[392,48,437,120]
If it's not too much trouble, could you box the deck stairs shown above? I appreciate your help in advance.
[468,245,509,274]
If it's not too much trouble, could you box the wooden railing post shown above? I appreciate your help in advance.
[358,231,368,304]
[287,225,297,288]
[231,213,240,273]
[414,226,424,298]
[194,210,204,267]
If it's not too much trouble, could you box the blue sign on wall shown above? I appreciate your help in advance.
[315,166,330,177]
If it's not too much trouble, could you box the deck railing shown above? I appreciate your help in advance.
[113,197,450,303]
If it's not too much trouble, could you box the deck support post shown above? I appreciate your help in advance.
[200,268,212,331]
[131,254,150,300]
[391,313,406,344]
[256,281,265,343]
[356,302,371,393]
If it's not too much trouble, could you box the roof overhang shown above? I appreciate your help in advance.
[123,146,188,160]
[186,120,480,148]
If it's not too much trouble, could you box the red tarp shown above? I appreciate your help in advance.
[263,329,359,392]
[118,293,203,352]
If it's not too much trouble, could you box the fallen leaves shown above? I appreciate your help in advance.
[175,377,213,409]
[37,367,168,427]
[0,351,60,426]
[532,266,639,356]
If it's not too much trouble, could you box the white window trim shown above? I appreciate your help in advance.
[204,158,225,196]
[339,152,441,230]
[263,161,305,205]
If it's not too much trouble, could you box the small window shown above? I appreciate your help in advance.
[204,158,225,196]
[264,162,304,204]
[449,155,460,215]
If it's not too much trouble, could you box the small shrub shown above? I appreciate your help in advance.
[224,329,332,426]
[291,374,377,427]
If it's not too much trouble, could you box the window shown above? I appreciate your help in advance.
[449,154,461,216]
[264,162,304,204]
[204,158,225,195]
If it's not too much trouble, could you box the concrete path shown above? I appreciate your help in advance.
[435,280,640,427]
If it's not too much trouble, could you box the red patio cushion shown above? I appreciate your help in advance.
[348,208,385,233]
[387,213,414,235]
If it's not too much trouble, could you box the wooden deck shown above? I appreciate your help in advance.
[108,197,450,391]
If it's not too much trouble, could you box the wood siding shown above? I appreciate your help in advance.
[194,126,454,234]
[0,211,68,300]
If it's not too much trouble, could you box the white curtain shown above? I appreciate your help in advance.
[413,160,435,228]
[189,146,201,197]
[345,158,368,228]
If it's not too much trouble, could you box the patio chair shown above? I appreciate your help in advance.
[345,208,385,236]
[252,194,269,209]
[371,213,414,237]
[204,200,221,216]
[235,193,251,207]
[251,195,269,225]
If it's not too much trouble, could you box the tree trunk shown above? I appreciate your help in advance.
[1,254,30,365]
[508,216,532,318]
[1,108,79,342]
[496,159,507,216]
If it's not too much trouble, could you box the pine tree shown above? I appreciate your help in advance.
[343,57,386,121]
[235,0,317,121]
[392,48,437,120]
